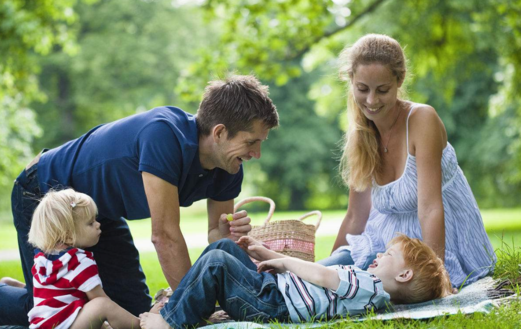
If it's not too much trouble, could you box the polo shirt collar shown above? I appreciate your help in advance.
[190,151,210,178]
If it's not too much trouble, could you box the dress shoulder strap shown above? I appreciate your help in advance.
[406,103,417,152]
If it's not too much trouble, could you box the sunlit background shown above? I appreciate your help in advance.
[1,0,521,301]
[1,0,520,212]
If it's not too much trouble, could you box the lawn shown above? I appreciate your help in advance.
[1,207,520,328]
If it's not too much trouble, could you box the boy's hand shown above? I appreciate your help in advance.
[236,235,262,248]
[257,259,287,274]
[236,236,270,261]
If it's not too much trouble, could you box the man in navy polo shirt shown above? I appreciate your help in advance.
[1,75,279,326]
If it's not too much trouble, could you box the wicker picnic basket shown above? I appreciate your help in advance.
[234,196,322,262]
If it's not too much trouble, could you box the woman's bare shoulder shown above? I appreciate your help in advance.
[407,102,447,151]
[408,102,444,129]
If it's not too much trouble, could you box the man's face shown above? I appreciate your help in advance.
[215,120,270,174]
[367,242,408,282]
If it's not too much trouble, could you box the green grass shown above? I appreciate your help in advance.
[1,208,520,328]
[2,207,520,246]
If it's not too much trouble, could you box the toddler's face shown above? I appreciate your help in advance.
[75,216,102,249]
[367,242,407,283]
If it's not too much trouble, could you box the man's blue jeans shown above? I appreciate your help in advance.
[160,239,290,328]
[0,164,151,326]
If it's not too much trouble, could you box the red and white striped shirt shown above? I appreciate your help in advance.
[28,248,102,329]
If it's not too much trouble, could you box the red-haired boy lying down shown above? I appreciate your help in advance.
[140,235,452,329]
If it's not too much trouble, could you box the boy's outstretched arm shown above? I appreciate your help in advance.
[258,257,341,291]
[236,236,288,261]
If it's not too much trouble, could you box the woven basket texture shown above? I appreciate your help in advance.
[249,219,316,262]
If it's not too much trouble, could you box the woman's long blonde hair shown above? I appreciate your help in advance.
[339,34,407,191]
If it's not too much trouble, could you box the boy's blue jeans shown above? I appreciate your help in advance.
[160,239,290,328]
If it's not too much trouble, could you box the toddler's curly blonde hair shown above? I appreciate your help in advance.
[28,189,97,254]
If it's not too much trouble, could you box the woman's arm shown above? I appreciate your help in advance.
[409,105,447,261]
[331,188,372,253]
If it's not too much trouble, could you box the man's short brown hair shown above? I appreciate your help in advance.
[390,235,452,304]
[196,75,279,139]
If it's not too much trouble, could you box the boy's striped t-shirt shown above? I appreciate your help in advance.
[28,248,102,329]
[277,265,390,322]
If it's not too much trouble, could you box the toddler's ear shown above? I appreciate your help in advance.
[395,269,413,283]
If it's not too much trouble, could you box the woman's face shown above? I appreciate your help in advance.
[351,63,402,121]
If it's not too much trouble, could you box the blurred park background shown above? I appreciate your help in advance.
[1,0,521,214]
[1,0,521,299]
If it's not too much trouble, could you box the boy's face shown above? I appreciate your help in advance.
[367,242,408,282]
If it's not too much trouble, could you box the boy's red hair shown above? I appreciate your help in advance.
[389,234,452,304]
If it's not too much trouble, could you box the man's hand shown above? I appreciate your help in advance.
[217,210,252,241]
[236,236,270,261]
[208,200,252,243]
[257,259,288,274]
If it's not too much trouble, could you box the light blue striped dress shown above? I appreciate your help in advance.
[344,105,496,288]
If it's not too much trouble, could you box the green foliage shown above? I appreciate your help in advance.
[243,70,344,210]
[0,0,83,186]
[3,0,521,210]
[187,0,521,208]
[178,0,387,101]
[31,0,213,148]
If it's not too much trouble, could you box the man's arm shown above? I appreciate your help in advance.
[142,172,191,291]
[207,199,251,243]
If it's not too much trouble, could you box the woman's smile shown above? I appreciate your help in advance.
[364,105,384,115]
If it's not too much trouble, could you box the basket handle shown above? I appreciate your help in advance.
[234,196,276,226]
[297,210,322,231]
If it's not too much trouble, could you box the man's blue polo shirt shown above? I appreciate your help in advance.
[36,106,243,220]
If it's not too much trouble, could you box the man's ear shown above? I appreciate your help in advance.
[212,124,227,142]
[395,269,413,283]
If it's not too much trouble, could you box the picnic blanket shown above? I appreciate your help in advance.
[201,276,516,328]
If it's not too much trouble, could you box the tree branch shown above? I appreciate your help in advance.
[288,0,389,60]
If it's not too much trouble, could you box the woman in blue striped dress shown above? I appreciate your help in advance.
[319,34,496,289]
